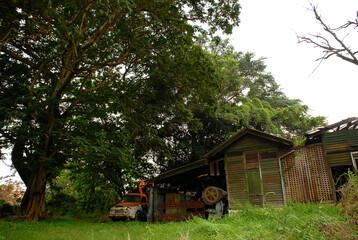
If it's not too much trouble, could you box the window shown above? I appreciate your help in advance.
[246,153,259,170]
[123,195,140,203]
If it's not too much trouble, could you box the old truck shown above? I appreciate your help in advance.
[109,180,152,221]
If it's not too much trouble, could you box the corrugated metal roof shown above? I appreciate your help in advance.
[305,117,358,143]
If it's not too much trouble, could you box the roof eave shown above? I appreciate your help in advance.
[205,127,292,159]
[150,158,208,184]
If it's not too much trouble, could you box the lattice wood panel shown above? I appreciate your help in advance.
[281,145,334,202]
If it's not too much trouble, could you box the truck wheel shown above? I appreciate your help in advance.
[134,211,141,221]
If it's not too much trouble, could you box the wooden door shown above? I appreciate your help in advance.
[245,152,263,205]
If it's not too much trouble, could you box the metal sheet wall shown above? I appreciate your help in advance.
[281,145,334,202]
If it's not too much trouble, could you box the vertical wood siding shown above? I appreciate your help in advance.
[224,135,286,207]
[225,154,247,208]
[281,145,334,202]
[260,156,284,206]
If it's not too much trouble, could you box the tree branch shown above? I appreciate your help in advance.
[66,1,95,26]
[1,47,37,68]
[79,46,132,72]
[312,7,358,64]
[297,4,358,66]
[80,8,122,51]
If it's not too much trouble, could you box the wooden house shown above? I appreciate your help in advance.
[149,128,293,221]
[149,118,358,221]
[203,128,292,207]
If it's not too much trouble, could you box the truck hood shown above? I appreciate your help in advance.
[115,202,140,207]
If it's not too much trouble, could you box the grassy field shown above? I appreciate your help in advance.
[0,203,356,240]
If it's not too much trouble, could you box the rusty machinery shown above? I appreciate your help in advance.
[202,186,227,218]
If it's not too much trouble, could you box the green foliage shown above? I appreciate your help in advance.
[0,0,327,220]
[160,38,327,170]
[0,0,241,218]
[46,192,78,217]
[0,199,15,218]
[206,37,326,141]
[338,171,358,224]
[47,168,121,216]
[1,203,357,239]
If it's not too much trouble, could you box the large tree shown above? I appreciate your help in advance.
[0,0,240,220]
[154,38,326,171]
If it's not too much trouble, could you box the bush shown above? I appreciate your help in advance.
[0,199,15,218]
[338,171,358,224]
[46,193,80,217]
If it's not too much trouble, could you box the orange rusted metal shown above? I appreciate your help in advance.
[157,201,205,222]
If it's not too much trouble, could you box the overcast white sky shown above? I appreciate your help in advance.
[1,0,358,183]
[231,0,358,123]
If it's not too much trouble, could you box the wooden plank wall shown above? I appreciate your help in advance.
[225,135,278,153]
[225,154,247,208]
[281,145,334,202]
[224,135,285,207]
[323,129,358,167]
[260,156,284,206]
[326,152,352,167]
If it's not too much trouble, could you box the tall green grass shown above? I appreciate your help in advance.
[1,202,356,240]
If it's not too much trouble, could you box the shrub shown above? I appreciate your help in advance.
[337,171,358,224]
[0,199,15,218]
[46,193,80,217]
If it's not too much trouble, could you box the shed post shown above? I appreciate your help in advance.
[147,187,154,222]
[351,151,358,174]
[278,153,289,205]
[153,186,158,222]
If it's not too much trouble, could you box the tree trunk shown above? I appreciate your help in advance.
[12,141,31,186]
[22,165,48,221]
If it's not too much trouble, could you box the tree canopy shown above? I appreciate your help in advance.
[0,0,240,220]
[153,38,326,171]
[1,0,326,220]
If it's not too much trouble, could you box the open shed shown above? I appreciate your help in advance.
[149,128,293,221]
[148,118,358,221]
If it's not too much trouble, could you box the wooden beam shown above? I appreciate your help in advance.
[150,159,208,183]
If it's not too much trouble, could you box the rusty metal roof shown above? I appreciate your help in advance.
[305,117,358,144]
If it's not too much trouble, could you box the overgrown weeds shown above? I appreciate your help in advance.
[319,171,358,240]
[1,201,357,239]
[337,171,358,224]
